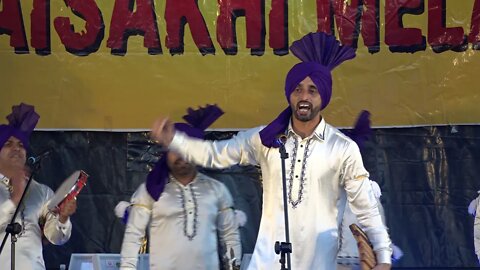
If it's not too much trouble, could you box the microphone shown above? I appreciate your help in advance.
[275,134,288,146]
[27,148,53,165]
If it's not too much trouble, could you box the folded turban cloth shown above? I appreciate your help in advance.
[0,103,39,150]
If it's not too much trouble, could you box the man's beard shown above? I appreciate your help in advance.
[292,103,321,122]
[175,166,195,177]
[171,160,196,177]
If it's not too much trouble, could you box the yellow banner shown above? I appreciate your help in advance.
[0,0,479,129]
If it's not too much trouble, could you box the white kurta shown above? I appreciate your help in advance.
[475,195,480,263]
[337,181,385,268]
[0,174,72,270]
[169,118,392,270]
[120,173,242,270]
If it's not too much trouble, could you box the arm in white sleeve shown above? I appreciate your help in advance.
[169,127,262,169]
[215,183,242,268]
[342,142,392,264]
[120,184,154,270]
[42,188,72,245]
[0,199,16,232]
[475,198,480,263]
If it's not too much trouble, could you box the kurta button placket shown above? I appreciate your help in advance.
[288,136,313,208]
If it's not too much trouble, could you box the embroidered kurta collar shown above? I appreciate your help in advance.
[168,173,203,187]
[0,172,10,187]
[168,173,201,241]
[287,117,326,141]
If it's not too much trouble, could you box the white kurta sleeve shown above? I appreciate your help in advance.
[41,188,72,245]
[0,199,15,232]
[341,141,392,264]
[169,127,261,168]
[216,183,242,268]
[475,198,480,263]
[120,184,154,270]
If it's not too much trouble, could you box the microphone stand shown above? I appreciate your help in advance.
[0,160,41,270]
[274,141,292,270]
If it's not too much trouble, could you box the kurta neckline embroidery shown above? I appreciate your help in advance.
[19,204,26,237]
[2,177,27,237]
[288,136,313,208]
[174,180,199,241]
[0,175,12,193]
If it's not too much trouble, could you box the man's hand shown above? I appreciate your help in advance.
[372,263,391,270]
[58,199,77,223]
[9,169,27,205]
[150,117,175,146]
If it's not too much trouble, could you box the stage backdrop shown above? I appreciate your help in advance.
[0,0,479,129]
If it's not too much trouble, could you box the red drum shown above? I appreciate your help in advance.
[47,170,88,211]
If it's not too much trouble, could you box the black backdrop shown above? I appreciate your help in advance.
[26,125,480,269]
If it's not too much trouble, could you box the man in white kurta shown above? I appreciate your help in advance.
[150,33,392,269]
[0,103,75,270]
[474,193,480,264]
[119,151,242,270]
[166,120,391,269]
[0,174,73,270]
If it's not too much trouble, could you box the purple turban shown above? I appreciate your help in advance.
[260,32,356,148]
[284,63,332,108]
[0,103,40,150]
[146,104,224,200]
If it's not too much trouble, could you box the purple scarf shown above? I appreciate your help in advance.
[146,105,223,200]
[341,110,372,150]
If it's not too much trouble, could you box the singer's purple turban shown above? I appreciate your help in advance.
[260,32,356,148]
[284,62,332,109]
[0,103,39,150]
[146,104,224,200]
